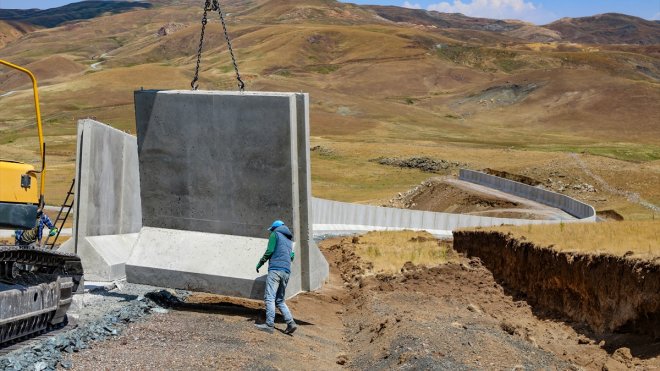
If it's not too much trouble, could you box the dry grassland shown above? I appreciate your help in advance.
[352,230,453,273]
[479,221,660,259]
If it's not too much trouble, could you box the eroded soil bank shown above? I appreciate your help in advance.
[453,231,660,339]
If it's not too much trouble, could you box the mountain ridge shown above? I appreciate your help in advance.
[0,1,152,28]
[1,1,658,45]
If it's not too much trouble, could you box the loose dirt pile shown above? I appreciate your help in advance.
[386,177,555,219]
[483,168,542,186]
[371,157,464,173]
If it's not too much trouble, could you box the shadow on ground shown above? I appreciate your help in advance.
[145,290,314,326]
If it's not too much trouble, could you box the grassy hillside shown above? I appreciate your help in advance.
[0,1,152,28]
[546,13,660,45]
[0,20,36,48]
[0,0,658,219]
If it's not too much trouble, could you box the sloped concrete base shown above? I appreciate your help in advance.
[60,233,137,282]
[307,240,329,291]
[125,227,300,299]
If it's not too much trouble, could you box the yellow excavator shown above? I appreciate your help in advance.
[0,59,82,346]
[0,59,46,230]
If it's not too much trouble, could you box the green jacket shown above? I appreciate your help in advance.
[256,231,295,271]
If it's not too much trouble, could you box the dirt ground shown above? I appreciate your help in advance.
[387,176,575,220]
[67,236,659,370]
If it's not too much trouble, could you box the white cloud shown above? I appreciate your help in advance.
[403,1,422,9]
[425,0,554,24]
[653,12,660,20]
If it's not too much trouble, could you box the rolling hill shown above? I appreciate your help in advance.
[546,13,660,45]
[0,20,36,48]
[0,1,152,28]
[0,0,658,219]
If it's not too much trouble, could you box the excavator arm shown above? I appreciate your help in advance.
[0,59,46,229]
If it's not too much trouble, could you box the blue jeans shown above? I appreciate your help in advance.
[264,270,294,327]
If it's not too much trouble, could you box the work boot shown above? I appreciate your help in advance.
[284,321,297,335]
[254,323,274,334]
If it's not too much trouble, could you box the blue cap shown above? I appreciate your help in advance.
[268,220,285,231]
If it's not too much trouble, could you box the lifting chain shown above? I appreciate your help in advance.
[191,0,245,91]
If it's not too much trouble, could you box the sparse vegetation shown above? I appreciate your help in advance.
[478,221,660,259]
[353,231,451,273]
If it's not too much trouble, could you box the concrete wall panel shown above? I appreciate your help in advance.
[134,91,297,239]
[62,119,141,281]
[128,90,328,297]
[311,193,594,238]
[459,169,596,221]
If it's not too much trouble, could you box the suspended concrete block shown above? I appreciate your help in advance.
[60,119,142,281]
[126,90,329,299]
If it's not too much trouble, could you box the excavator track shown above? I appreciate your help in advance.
[0,246,83,347]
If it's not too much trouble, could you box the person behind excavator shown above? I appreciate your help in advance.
[254,220,298,335]
[15,209,58,248]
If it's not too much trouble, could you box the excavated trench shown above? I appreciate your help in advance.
[453,231,660,339]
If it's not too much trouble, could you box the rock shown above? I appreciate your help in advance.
[526,336,538,348]
[60,360,73,369]
[500,321,517,335]
[450,322,467,329]
[33,361,48,371]
[602,357,628,371]
[577,336,591,344]
[467,303,482,314]
[157,23,186,37]
[151,307,169,314]
[612,347,633,367]
[370,156,465,173]
[336,354,348,365]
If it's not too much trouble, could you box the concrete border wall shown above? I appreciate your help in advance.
[59,119,141,281]
[126,90,329,299]
[312,197,561,238]
[459,169,596,221]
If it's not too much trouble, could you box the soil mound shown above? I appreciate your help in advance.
[371,156,464,173]
[483,168,542,186]
[386,177,550,219]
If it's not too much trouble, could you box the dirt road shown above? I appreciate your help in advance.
[67,236,658,370]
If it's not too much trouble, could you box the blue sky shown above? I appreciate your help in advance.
[0,0,658,24]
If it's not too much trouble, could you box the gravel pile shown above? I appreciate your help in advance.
[372,157,464,173]
[0,283,181,371]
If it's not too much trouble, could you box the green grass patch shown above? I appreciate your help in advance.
[528,143,660,162]
[311,152,429,203]
[494,58,527,73]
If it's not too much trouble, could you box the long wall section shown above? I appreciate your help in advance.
[459,169,596,221]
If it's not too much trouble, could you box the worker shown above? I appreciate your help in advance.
[254,220,298,335]
[15,209,57,248]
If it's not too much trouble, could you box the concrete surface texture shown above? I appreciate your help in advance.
[459,169,596,221]
[59,119,141,281]
[126,90,328,299]
[311,198,555,237]
[126,227,280,298]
